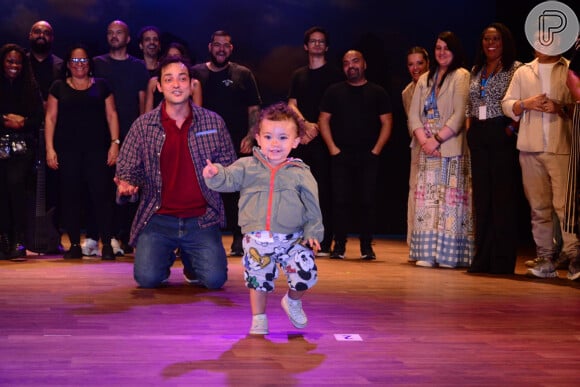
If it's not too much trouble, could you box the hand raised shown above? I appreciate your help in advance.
[203,159,219,178]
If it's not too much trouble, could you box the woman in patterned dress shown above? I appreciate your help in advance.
[407,31,473,268]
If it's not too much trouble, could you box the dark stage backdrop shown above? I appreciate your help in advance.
[0,0,577,238]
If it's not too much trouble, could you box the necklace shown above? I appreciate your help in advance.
[68,77,93,90]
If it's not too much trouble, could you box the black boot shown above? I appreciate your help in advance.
[101,244,115,261]
[64,244,82,259]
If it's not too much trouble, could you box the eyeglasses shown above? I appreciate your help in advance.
[70,58,89,64]
[211,42,232,49]
[308,39,326,45]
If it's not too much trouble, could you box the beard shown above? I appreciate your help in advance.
[210,53,230,68]
[30,38,51,55]
[346,68,361,82]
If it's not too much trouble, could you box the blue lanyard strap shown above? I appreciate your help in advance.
[480,61,501,98]
[424,69,439,115]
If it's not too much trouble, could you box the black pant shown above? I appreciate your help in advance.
[293,138,333,249]
[222,191,242,243]
[0,151,34,239]
[58,150,113,246]
[467,117,518,273]
[330,150,379,249]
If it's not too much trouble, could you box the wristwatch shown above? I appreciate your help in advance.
[111,139,121,145]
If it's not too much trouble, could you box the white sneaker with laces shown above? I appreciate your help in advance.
[527,258,558,279]
[249,314,268,335]
[281,294,307,329]
[81,238,99,256]
[110,238,124,256]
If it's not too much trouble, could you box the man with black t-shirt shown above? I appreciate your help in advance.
[288,26,343,256]
[192,30,262,256]
[90,20,150,257]
[319,50,393,261]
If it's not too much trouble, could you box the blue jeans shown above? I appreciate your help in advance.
[134,214,228,289]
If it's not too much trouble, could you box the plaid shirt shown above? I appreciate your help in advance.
[116,101,237,245]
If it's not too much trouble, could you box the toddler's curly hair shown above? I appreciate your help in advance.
[251,102,306,138]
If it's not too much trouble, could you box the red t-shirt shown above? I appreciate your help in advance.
[157,103,207,218]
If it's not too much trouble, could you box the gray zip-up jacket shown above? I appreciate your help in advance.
[204,147,323,241]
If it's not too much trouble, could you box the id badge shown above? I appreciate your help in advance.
[478,105,487,120]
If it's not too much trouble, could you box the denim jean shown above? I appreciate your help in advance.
[134,214,228,289]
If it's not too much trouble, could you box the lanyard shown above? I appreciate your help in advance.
[480,61,501,98]
[424,69,439,116]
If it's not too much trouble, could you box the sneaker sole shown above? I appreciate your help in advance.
[316,252,330,257]
[183,274,200,285]
[281,297,307,329]
[249,328,269,335]
[416,260,435,268]
[527,268,559,278]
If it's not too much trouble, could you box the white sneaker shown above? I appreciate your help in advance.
[527,258,558,279]
[249,314,268,335]
[81,238,99,256]
[110,238,124,256]
[415,260,435,268]
[281,294,307,329]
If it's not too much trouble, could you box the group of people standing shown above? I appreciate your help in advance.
[2,19,580,290]
[403,23,580,281]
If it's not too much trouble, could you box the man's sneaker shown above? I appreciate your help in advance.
[567,260,580,281]
[360,248,376,260]
[249,314,268,335]
[110,238,124,257]
[183,268,200,285]
[527,255,570,270]
[317,240,332,257]
[229,235,244,256]
[281,294,307,329]
[525,257,542,267]
[330,242,346,259]
[82,238,99,257]
[527,258,558,279]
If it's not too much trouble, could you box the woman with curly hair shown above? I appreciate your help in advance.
[0,43,43,259]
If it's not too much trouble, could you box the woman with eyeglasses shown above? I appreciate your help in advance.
[45,44,120,259]
[407,31,473,268]
[0,44,43,259]
[466,23,522,274]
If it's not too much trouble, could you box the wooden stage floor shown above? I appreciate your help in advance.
[1,236,579,386]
